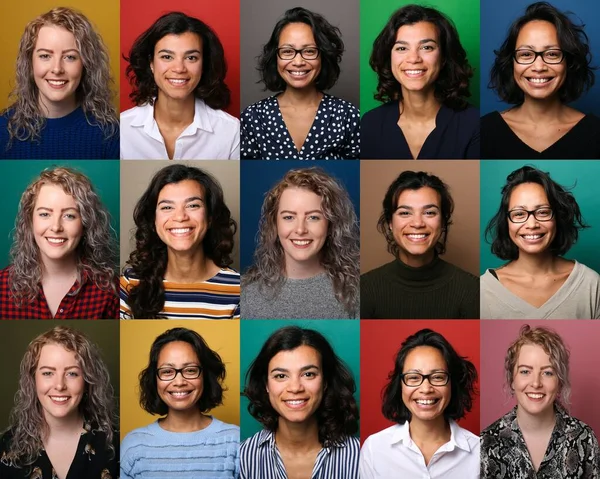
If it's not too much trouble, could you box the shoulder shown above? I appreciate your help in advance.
[240,429,270,456]
[451,420,480,445]
[210,417,240,436]
[361,260,397,280]
[480,110,503,126]
[120,104,146,121]
[560,412,597,439]
[121,423,156,451]
[0,265,12,280]
[120,268,140,285]
[442,260,479,282]
[324,94,360,115]
[199,99,240,128]
[573,261,600,280]
[0,110,11,127]
[362,101,397,123]
[242,96,277,116]
[481,411,512,441]
[214,267,241,281]
[364,424,399,445]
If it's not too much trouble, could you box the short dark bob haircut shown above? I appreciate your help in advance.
[485,166,588,261]
[382,329,478,424]
[125,12,231,110]
[124,164,237,319]
[244,326,358,446]
[489,2,595,105]
[378,170,454,257]
[370,5,473,109]
[257,7,344,92]
[139,327,226,415]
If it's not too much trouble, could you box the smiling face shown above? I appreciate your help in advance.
[35,343,85,424]
[401,346,451,424]
[507,182,556,257]
[391,187,443,267]
[277,22,321,91]
[155,179,209,254]
[391,21,441,94]
[32,184,83,267]
[156,341,203,413]
[512,343,559,417]
[267,345,324,427]
[32,25,83,116]
[277,187,329,275]
[513,20,566,101]
[151,32,203,102]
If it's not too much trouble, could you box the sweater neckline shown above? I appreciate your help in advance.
[44,106,84,127]
[393,255,447,282]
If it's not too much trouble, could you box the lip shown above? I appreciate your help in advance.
[45,237,68,246]
[403,69,426,78]
[290,239,312,248]
[167,390,193,400]
[525,76,555,87]
[48,395,71,405]
[404,233,430,243]
[519,232,545,244]
[166,78,190,87]
[414,397,440,409]
[286,70,310,78]
[46,79,68,89]
[168,227,194,237]
[525,392,546,401]
[283,398,309,409]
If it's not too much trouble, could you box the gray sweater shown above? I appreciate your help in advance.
[241,273,355,319]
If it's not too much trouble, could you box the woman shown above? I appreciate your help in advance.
[362,5,479,159]
[482,166,600,319]
[361,170,479,319]
[240,7,360,159]
[241,167,359,319]
[121,327,239,478]
[0,167,119,319]
[360,329,479,478]
[0,7,119,159]
[120,164,240,319]
[0,326,118,479]
[121,12,239,160]
[482,2,599,159]
[240,326,359,478]
[481,325,600,477]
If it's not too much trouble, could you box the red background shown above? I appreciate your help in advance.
[360,320,481,442]
[120,0,240,117]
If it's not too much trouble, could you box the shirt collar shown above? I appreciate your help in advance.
[255,429,349,450]
[130,98,214,135]
[390,419,474,452]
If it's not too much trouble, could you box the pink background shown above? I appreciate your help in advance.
[360,320,481,443]
[480,320,600,436]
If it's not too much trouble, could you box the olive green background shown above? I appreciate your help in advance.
[359,0,481,115]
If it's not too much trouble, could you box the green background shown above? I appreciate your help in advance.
[359,0,481,115]
[480,160,600,275]
[0,160,120,268]
[239,320,360,441]
[0,321,120,431]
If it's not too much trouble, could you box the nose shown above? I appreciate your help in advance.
[287,376,305,393]
[172,57,187,73]
[50,215,64,232]
[294,218,308,235]
[410,213,426,228]
[525,212,539,228]
[531,54,548,71]
[173,205,189,222]
[291,52,306,66]
[406,48,423,63]
[54,375,66,391]
[51,57,65,74]
[531,374,542,388]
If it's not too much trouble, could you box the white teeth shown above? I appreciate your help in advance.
[47,80,67,86]
[522,234,542,240]
[47,238,66,244]
[170,228,191,234]
[528,78,551,84]
[50,396,69,402]
[285,400,306,405]
[416,399,437,405]
[168,79,188,84]
[292,240,311,245]
[405,70,425,75]
[289,71,308,76]
[170,391,191,397]
[527,393,544,399]
[406,234,427,239]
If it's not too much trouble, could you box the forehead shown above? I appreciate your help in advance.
[278,187,322,210]
[158,341,200,364]
[35,24,78,49]
[35,183,77,207]
[268,345,322,369]
[516,342,552,364]
[396,186,441,207]
[508,182,549,207]
[154,32,202,53]
[38,342,78,365]
[395,21,439,42]
[516,20,559,47]
[279,22,316,46]
[403,345,447,370]
[157,179,204,200]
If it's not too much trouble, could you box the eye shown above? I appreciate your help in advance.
[41,371,53,377]
[511,210,527,219]
[282,215,294,221]
[303,371,318,378]
[66,371,79,378]
[63,213,77,220]
[187,203,201,209]
[160,54,173,60]
[64,55,78,61]
[39,54,51,60]
[273,373,287,380]
[397,210,411,217]
[307,215,321,221]
[161,368,175,375]
[543,370,555,377]
[536,208,552,218]
[303,48,318,56]
[424,210,438,217]
[186,55,199,61]
[38,212,50,218]
[421,44,435,51]
[280,48,295,56]
[519,369,530,375]
[159,205,173,211]
[184,367,200,375]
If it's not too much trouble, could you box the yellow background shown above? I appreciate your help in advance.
[120,320,240,441]
[0,0,120,111]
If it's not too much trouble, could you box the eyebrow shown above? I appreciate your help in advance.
[36,48,80,54]
[157,49,202,55]
[270,364,320,374]
[35,206,79,212]
[157,196,204,205]
[279,43,317,48]
[394,39,438,45]
[39,365,80,370]
[403,368,447,373]
[395,204,440,211]
[158,362,200,367]
[509,204,550,209]
[517,364,553,369]
[517,44,560,50]
[279,209,323,215]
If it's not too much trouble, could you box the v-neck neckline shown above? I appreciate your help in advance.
[274,94,326,154]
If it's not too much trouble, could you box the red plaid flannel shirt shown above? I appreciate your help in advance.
[0,266,118,319]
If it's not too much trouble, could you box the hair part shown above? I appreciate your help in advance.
[125,11,231,109]
[489,1,595,104]
[382,328,478,424]
[257,7,344,92]
[369,4,473,109]
[243,326,358,445]
[242,167,359,317]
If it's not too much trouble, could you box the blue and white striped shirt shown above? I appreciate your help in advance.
[240,429,359,479]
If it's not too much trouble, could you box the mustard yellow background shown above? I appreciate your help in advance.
[0,0,120,111]
[120,320,240,441]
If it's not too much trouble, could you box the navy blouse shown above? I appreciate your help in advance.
[240,94,360,159]
[361,101,480,159]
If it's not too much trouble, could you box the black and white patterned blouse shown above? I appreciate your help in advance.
[240,94,360,159]
[481,405,600,478]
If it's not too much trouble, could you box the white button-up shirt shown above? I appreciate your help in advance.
[359,420,480,479]
[120,98,240,160]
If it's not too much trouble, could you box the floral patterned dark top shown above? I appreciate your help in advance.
[481,405,600,478]
[0,422,118,479]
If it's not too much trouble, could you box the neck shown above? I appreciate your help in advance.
[515,97,565,122]
[398,250,436,268]
[43,411,83,439]
[41,255,78,279]
[39,95,78,119]
[517,404,556,433]
[511,253,560,275]
[160,409,211,432]
[164,248,216,283]
[154,94,195,127]
[278,87,322,107]
[400,90,441,120]
[275,416,321,452]
[285,257,325,279]
[409,416,450,444]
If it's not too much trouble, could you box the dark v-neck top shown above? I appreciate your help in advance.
[481,110,600,159]
[360,101,480,159]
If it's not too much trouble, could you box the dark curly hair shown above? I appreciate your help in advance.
[139,327,226,415]
[124,11,231,110]
[485,165,588,261]
[369,5,473,109]
[382,328,478,424]
[243,326,358,446]
[124,164,236,318]
[377,170,454,257]
[489,2,595,105]
[257,7,344,92]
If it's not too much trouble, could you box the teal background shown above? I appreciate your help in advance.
[480,160,600,274]
[0,160,120,268]
[240,320,360,441]
[360,0,481,115]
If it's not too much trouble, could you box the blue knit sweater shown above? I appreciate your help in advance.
[0,107,119,159]
[120,417,240,479]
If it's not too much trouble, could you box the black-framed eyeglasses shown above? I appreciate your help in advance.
[157,366,203,381]
[277,47,320,60]
[513,49,565,65]
[508,207,554,224]
[400,372,450,387]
